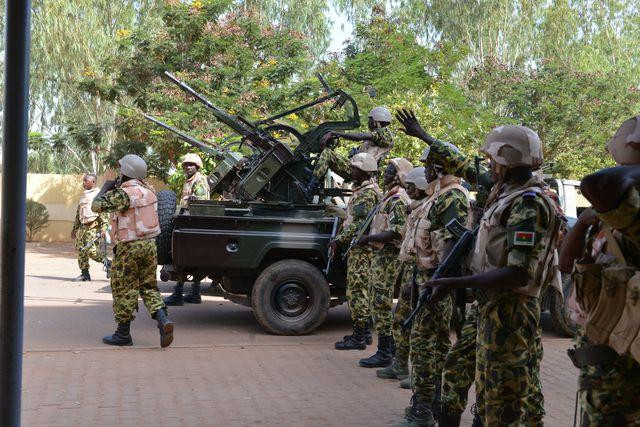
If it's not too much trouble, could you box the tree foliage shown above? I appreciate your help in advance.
[25,199,49,241]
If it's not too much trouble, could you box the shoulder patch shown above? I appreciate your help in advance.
[513,231,535,246]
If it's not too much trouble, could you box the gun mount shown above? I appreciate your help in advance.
[145,72,360,204]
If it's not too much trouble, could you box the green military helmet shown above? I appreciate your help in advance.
[607,115,640,166]
[419,142,460,173]
[119,154,147,180]
[480,125,543,169]
[404,166,427,190]
[350,152,378,172]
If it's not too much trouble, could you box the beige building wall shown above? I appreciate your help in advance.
[10,174,168,242]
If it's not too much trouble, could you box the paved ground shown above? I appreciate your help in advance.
[21,243,578,426]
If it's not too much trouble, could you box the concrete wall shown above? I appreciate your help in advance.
[11,174,168,242]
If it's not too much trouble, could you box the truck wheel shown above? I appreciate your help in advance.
[550,277,577,338]
[251,259,330,335]
[156,189,176,265]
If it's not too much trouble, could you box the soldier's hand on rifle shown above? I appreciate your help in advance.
[395,109,431,142]
[328,240,337,253]
[356,235,369,246]
[577,208,598,227]
[422,277,457,308]
[101,180,118,193]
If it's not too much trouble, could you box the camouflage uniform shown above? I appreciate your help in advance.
[179,171,210,209]
[335,179,381,328]
[72,207,109,270]
[313,128,394,180]
[92,188,165,323]
[393,267,414,365]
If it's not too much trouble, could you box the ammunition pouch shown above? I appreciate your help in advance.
[567,344,619,368]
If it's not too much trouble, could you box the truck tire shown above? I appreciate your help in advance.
[156,189,176,265]
[251,259,330,335]
[550,277,578,338]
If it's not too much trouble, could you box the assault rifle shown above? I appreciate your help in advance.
[323,216,341,275]
[342,202,382,260]
[402,219,478,329]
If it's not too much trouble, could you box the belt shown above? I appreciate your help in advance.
[567,344,619,368]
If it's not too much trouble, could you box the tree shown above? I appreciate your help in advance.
[26,199,49,241]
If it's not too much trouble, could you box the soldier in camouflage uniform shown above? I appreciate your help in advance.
[356,158,413,367]
[310,107,394,189]
[165,153,210,306]
[332,152,382,350]
[394,147,472,427]
[559,116,640,426]
[397,110,561,426]
[92,154,174,348]
[71,173,110,281]
[377,168,429,382]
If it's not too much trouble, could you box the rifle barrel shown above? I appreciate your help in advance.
[143,114,223,157]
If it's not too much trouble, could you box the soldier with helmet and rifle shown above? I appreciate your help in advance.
[560,115,640,426]
[92,154,174,348]
[331,152,382,351]
[396,109,563,426]
[356,157,413,368]
[164,152,210,306]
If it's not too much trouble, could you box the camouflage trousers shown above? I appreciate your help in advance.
[75,222,106,271]
[392,265,413,366]
[346,247,372,328]
[441,301,478,415]
[575,333,640,426]
[410,284,452,404]
[368,246,402,337]
[476,293,544,426]
[111,239,165,323]
[313,148,351,180]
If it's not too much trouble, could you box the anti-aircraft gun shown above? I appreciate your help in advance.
[145,71,360,204]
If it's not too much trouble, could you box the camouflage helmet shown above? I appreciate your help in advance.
[119,154,147,180]
[404,166,428,190]
[419,143,460,169]
[368,106,392,123]
[480,125,543,169]
[350,152,378,172]
[182,153,204,169]
[607,115,640,165]
[388,157,413,185]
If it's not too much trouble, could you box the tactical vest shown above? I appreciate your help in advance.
[469,178,561,298]
[180,172,210,209]
[343,180,381,230]
[359,141,392,162]
[369,186,411,250]
[399,198,427,263]
[113,180,161,243]
[78,188,100,224]
[414,175,471,271]
[571,225,640,364]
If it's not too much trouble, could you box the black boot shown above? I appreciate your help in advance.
[163,282,184,306]
[342,330,373,345]
[438,412,461,427]
[72,269,91,282]
[394,395,436,427]
[153,308,174,348]
[102,322,133,346]
[183,281,202,304]
[359,335,394,367]
[470,404,483,427]
[335,324,367,350]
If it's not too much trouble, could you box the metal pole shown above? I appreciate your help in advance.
[0,0,32,426]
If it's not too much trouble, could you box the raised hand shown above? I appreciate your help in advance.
[395,108,430,141]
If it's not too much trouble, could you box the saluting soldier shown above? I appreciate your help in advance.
[71,173,110,281]
[165,153,210,306]
[331,153,382,350]
[92,154,174,348]
[357,157,412,368]
[560,115,640,425]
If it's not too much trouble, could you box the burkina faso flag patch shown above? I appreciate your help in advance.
[514,231,535,246]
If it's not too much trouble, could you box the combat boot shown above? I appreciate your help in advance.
[400,376,412,389]
[183,281,202,304]
[72,269,91,282]
[394,396,436,427]
[359,335,394,368]
[335,324,367,350]
[152,308,174,348]
[437,412,462,427]
[163,282,184,306]
[342,328,373,345]
[470,404,483,427]
[376,358,409,380]
[102,322,133,346]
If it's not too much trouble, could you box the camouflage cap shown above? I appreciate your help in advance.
[368,106,392,123]
[350,152,378,172]
[607,115,640,165]
[389,157,413,185]
[480,125,543,169]
[404,166,428,190]
[182,153,204,168]
[119,154,147,180]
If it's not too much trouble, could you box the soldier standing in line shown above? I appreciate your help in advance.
[71,173,111,282]
[164,153,210,306]
[92,154,174,348]
[559,116,640,425]
[376,167,429,383]
[395,147,472,427]
[397,110,560,426]
[356,157,413,368]
[331,152,382,350]
[309,106,394,190]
